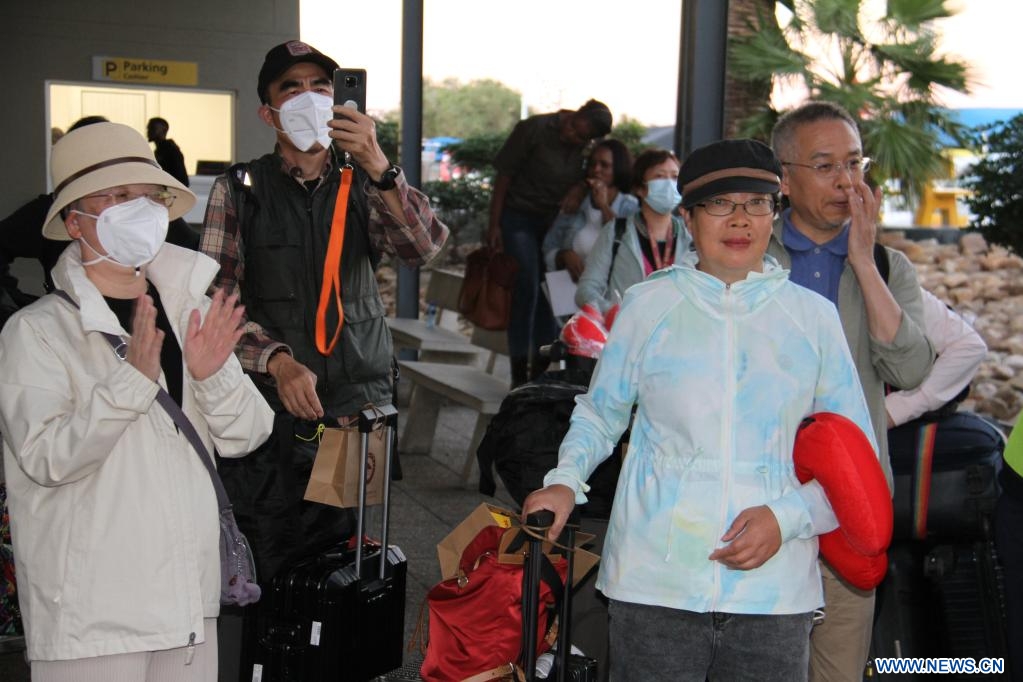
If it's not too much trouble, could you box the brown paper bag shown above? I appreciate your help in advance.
[436,503,518,580]
[497,525,600,587]
[303,426,386,509]
[436,503,601,585]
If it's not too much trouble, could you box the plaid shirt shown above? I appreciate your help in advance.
[200,152,448,375]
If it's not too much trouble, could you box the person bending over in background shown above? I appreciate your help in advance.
[487,98,612,385]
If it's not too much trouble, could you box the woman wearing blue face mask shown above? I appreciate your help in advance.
[575,149,691,313]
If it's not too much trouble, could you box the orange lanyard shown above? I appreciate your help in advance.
[314,165,353,356]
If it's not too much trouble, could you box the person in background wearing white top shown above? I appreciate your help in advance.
[543,139,639,282]
[885,288,987,428]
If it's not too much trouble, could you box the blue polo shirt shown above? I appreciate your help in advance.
[781,208,849,305]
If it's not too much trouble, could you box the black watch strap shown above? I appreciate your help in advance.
[369,164,401,191]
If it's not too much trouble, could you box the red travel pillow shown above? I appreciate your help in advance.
[793,413,893,590]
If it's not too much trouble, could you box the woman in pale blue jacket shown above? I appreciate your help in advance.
[524,140,875,682]
[574,149,691,313]
[542,139,639,281]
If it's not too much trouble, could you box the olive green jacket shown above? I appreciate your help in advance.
[767,221,935,489]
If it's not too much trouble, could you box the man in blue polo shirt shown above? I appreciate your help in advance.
[767,100,935,682]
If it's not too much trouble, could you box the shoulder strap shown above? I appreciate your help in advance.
[226,162,257,245]
[608,217,628,288]
[873,242,890,285]
[50,290,230,511]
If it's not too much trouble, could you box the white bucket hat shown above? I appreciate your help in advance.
[43,122,196,240]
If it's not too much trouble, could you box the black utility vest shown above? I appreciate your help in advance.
[237,153,392,415]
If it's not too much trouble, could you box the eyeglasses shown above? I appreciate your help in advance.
[695,197,776,217]
[82,189,176,209]
[781,157,871,178]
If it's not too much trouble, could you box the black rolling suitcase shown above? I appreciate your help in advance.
[253,404,407,682]
[869,543,933,664]
[522,511,598,682]
[924,541,1009,664]
[867,540,1010,680]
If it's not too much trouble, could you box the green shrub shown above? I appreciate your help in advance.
[963,114,1023,255]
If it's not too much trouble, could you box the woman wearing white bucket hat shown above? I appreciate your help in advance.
[0,122,273,680]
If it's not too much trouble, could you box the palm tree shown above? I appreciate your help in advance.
[728,0,972,202]
[724,0,778,139]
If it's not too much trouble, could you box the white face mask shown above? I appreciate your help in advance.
[271,91,334,152]
[73,197,169,269]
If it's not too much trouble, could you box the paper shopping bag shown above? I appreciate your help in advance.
[436,503,519,580]
[303,426,386,509]
[497,524,600,587]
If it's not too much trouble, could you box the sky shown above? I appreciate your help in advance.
[300,0,1022,128]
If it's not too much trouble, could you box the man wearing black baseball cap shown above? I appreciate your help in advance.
[200,39,448,678]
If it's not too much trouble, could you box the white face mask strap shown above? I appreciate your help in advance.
[78,234,113,268]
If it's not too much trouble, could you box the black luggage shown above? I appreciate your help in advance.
[868,542,944,678]
[888,411,1004,541]
[253,405,407,682]
[924,541,1010,663]
[477,370,622,519]
[867,539,1010,679]
[522,511,598,682]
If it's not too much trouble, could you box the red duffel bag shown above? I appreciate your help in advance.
[418,524,567,682]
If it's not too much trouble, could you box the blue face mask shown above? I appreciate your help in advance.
[643,178,682,215]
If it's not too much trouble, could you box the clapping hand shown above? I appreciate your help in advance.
[184,288,246,382]
[127,293,165,382]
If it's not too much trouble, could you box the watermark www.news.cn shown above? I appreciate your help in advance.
[873,657,1005,675]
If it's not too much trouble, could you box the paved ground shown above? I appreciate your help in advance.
[0,400,515,682]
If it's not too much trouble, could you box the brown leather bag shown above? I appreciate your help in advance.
[458,247,519,331]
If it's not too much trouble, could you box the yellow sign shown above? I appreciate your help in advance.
[92,57,198,86]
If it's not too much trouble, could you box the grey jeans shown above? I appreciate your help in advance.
[608,600,813,682]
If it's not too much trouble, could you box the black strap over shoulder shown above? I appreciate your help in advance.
[873,242,890,285]
[608,217,628,289]
[226,162,258,239]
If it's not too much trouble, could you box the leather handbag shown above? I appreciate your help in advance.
[458,247,519,331]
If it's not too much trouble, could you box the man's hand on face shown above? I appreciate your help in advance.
[844,180,883,268]
[327,106,390,180]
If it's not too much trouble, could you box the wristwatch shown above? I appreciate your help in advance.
[369,164,401,191]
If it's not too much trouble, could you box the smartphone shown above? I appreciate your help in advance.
[333,68,367,115]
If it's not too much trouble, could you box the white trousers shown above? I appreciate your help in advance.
[31,617,218,682]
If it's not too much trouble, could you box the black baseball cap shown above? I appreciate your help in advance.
[257,40,340,104]
[679,139,782,209]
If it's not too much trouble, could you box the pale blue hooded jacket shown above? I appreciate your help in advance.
[544,253,876,615]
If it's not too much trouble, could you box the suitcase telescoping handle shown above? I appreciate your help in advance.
[523,509,577,682]
[356,403,398,580]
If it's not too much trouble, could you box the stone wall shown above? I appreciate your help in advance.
[882,230,1023,425]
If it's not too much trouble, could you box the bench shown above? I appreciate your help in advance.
[386,268,482,363]
[399,325,509,484]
